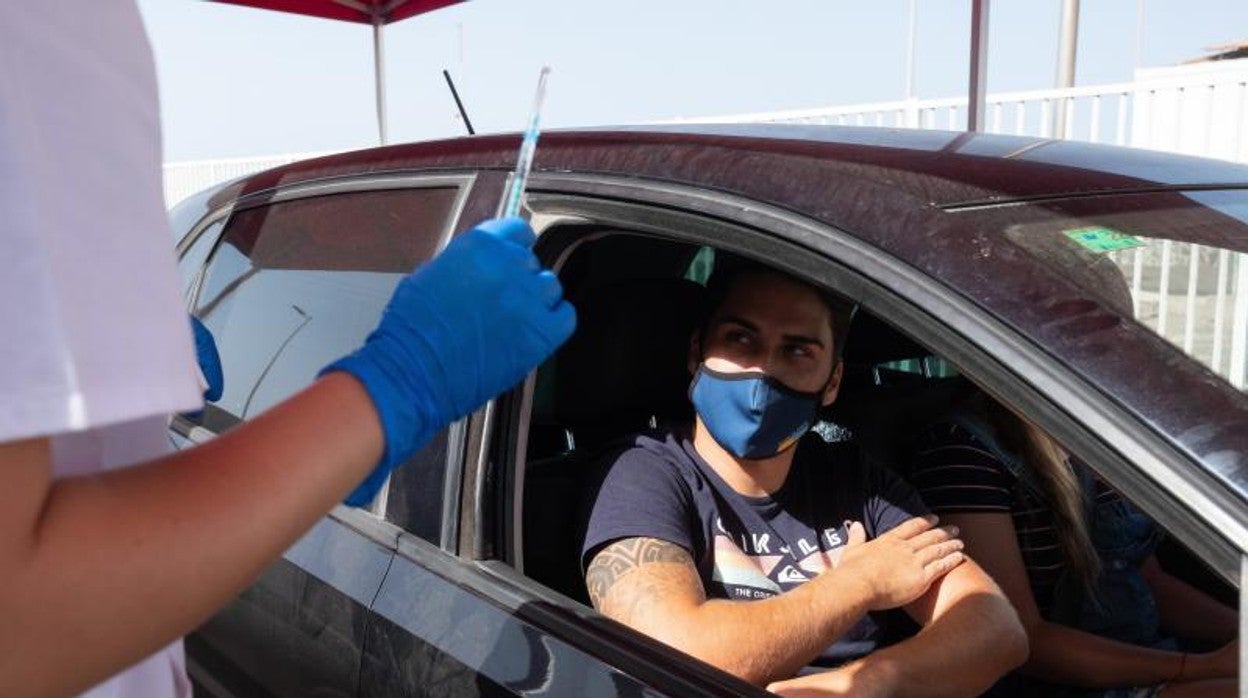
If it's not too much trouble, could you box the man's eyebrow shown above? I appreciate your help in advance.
[715,315,826,349]
[784,333,825,348]
[714,314,759,332]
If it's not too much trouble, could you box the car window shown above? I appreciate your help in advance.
[976,189,1248,392]
[189,185,460,536]
[529,225,1235,634]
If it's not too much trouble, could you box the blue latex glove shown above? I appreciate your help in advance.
[322,217,576,506]
[191,316,224,402]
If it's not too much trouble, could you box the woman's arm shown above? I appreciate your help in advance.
[945,512,1235,688]
[1141,555,1238,645]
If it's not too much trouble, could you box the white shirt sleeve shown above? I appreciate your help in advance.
[0,0,201,443]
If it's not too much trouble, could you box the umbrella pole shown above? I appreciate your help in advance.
[373,15,388,144]
[966,0,990,132]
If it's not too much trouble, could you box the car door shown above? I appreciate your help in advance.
[461,173,1247,694]
[171,174,474,697]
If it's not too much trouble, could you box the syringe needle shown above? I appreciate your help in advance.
[501,66,551,219]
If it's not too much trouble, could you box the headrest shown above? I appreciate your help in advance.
[841,311,929,367]
[553,278,706,436]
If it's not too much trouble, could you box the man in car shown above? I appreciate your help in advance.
[582,257,1027,695]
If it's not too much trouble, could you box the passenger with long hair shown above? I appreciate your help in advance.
[908,391,1238,697]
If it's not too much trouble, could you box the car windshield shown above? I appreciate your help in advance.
[970,189,1248,393]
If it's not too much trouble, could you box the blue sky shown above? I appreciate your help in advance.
[137,0,1248,162]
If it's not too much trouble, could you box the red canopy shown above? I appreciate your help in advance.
[209,0,467,143]
[210,0,463,25]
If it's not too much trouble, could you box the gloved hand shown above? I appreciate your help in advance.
[191,315,223,402]
[322,217,576,506]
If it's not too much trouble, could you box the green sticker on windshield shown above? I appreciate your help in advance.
[1064,226,1145,252]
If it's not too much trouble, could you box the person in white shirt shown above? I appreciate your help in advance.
[0,3,574,696]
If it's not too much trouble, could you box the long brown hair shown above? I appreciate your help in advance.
[979,396,1101,591]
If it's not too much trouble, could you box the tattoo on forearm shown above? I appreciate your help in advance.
[586,537,689,609]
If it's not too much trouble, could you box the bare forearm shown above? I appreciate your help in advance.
[1150,570,1238,644]
[1,373,384,696]
[1025,619,1224,687]
[678,576,875,685]
[859,592,1027,697]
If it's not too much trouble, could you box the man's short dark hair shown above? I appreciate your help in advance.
[701,253,855,359]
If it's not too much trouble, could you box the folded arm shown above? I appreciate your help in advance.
[768,558,1028,697]
[587,536,873,685]
[587,516,965,687]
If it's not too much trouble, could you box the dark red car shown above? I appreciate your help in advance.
[169,125,1248,696]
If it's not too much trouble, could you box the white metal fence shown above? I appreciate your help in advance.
[682,59,1248,161]
[162,60,1248,388]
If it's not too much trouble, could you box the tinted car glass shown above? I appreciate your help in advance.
[191,186,459,538]
[965,189,1248,392]
[176,219,223,303]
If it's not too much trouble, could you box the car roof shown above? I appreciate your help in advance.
[230,124,1248,211]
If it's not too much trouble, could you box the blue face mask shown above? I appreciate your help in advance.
[688,365,824,460]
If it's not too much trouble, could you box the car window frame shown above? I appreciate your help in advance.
[474,173,1248,591]
[171,172,477,549]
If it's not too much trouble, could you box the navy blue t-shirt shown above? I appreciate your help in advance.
[582,428,929,667]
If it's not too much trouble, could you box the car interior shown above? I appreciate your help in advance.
[518,227,1236,620]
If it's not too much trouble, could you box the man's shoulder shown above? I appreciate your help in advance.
[594,427,702,486]
[600,428,693,466]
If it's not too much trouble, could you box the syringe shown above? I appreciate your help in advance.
[500,66,551,219]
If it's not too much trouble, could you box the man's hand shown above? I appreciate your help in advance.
[836,516,964,611]
[767,660,895,698]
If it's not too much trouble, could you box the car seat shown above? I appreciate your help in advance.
[826,311,973,472]
[523,277,706,604]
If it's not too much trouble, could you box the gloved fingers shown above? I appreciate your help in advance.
[533,270,566,309]
[545,299,578,345]
[502,268,567,315]
[190,315,224,402]
[436,224,541,276]
[474,216,536,249]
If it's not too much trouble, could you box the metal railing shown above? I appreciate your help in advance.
[1110,244,1248,390]
[683,83,1141,145]
[682,71,1248,163]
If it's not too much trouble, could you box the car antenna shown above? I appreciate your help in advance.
[443,69,475,136]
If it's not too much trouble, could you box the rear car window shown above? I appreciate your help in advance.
[189,186,460,539]
[972,189,1248,392]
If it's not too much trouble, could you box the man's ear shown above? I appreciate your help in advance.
[821,361,845,407]
[687,329,702,375]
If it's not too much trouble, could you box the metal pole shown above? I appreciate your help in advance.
[1231,252,1248,389]
[967,0,990,132]
[1054,0,1080,137]
[373,16,388,145]
[906,0,918,100]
